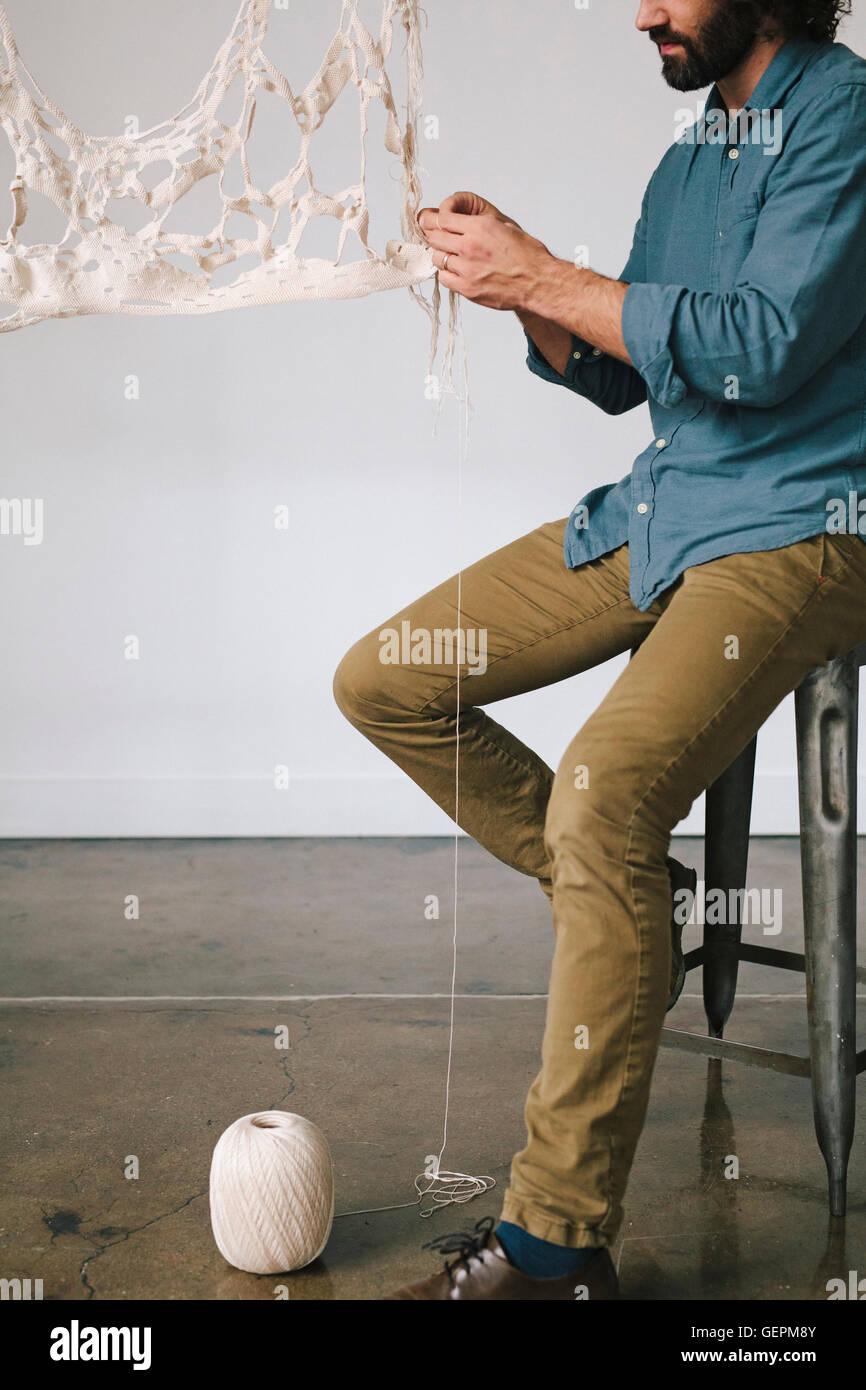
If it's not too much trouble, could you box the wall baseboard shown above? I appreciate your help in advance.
[0,771,863,838]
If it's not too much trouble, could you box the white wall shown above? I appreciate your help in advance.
[1,0,864,837]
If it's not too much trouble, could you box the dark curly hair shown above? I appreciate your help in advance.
[759,0,852,40]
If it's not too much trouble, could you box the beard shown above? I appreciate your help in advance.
[651,2,768,92]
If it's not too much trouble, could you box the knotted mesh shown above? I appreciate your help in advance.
[0,0,436,332]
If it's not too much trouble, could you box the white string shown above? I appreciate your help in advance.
[414,300,494,1216]
[327,3,494,1227]
[335,288,495,1222]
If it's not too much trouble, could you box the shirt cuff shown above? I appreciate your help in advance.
[525,328,606,386]
[621,282,690,408]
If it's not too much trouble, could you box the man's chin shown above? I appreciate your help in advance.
[661,58,707,92]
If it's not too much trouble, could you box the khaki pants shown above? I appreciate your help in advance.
[333,521,866,1247]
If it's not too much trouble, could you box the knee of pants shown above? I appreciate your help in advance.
[332,632,422,729]
[543,742,641,866]
[332,635,382,727]
[544,737,681,873]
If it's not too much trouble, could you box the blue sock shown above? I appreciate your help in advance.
[495,1221,598,1279]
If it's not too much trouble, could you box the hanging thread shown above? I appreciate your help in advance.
[333,1,496,1226]
[336,287,495,1222]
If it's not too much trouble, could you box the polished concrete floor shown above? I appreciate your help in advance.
[1,835,864,1301]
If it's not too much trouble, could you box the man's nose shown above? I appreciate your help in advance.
[635,3,671,33]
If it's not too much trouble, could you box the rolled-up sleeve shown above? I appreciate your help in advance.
[622,83,866,409]
[524,176,652,415]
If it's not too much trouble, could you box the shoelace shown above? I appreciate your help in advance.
[421,1215,496,1287]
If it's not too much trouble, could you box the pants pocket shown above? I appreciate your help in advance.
[822,531,866,585]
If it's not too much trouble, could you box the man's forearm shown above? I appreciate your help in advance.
[517,261,632,372]
[515,309,574,375]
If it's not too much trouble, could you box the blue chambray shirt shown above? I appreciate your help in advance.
[525,36,866,610]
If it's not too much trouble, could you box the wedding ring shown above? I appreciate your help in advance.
[442,253,450,272]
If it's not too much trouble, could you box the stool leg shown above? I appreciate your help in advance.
[796,653,859,1219]
[703,736,757,1038]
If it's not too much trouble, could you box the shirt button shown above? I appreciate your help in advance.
[637,503,648,515]
[728,148,740,160]
[592,348,603,356]
[573,350,582,360]
[656,438,666,448]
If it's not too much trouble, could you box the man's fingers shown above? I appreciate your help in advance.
[419,191,511,235]
[439,190,492,217]
[419,206,465,236]
[439,210,512,234]
[433,249,464,276]
[420,227,464,253]
[421,207,502,237]
[442,191,521,227]
[437,266,463,292]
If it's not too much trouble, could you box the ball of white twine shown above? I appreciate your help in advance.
[209,1110,334,1274]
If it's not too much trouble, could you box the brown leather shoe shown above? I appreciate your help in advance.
[383,1216,619,1300]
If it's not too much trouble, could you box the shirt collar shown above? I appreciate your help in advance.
[704,34,828,118]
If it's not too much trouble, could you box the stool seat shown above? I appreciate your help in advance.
[660,640,866,1217]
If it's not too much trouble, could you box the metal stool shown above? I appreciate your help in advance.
[660,639,866,1216]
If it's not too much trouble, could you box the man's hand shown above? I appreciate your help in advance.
[418,189,632,364]
[419,190,519,228]
[418,190,555,312]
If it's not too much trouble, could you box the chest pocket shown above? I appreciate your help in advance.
[718,192,762,287]
[726,188,762,225]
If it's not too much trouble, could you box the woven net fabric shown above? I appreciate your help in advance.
[0,0,436,333]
